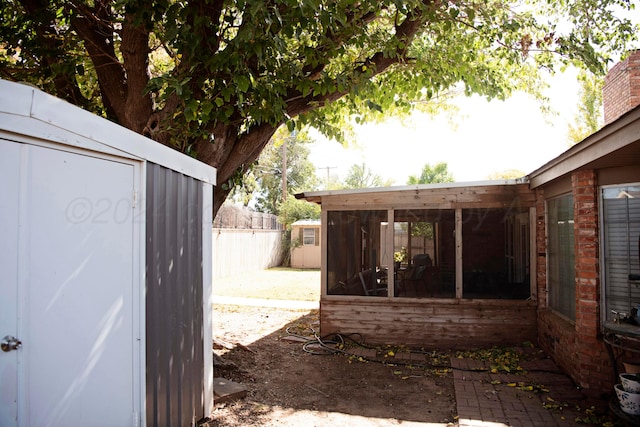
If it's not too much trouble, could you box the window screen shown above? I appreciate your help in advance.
[602,185,640,320]
[326,210,388,296]
[547,194,575,320]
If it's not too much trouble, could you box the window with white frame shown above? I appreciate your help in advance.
[547,194,575,320]
[302,228,316,246]
[602,184,640,322]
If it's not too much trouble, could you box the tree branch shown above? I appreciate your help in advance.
[285,1,433,119]
[69,0,127,122]
[120,5,153,132]
[215,1,435,185]
[17,0,89,108]
[300,7,382,80]
[213,122,279,185]
[187,0,225,57]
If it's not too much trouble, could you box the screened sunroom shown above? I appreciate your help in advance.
[325,206,532,299]
[296,181,538,348]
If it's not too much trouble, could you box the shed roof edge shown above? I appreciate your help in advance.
[0,79,217,185]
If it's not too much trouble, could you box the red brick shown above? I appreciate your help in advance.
[604,50,640,123]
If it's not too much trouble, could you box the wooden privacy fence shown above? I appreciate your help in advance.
[212,228,284,279]
[212,206,284,279]
[213,204,283,230]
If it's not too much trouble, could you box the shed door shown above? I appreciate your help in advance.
[0,139,140,427]
[0,139,21,424]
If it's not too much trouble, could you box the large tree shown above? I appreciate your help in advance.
[567,70,604,145]
[407,161,455,184]
[1,0,636,216]
[343,162,393,189]
[251,129,319,214]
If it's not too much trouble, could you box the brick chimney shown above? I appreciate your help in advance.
[603,50,640,125]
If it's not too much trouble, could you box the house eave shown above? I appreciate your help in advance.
[527,105,640,189]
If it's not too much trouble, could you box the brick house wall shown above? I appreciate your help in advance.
[535,51,640,394]
[537,170,613,392]
[603,49,640,125]
[573,170,611,391]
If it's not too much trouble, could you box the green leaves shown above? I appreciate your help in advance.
[236,75,251,93]
[343,162,391,189]
[457,345,525,375]
[251,127,319,214]
[2,0,637,209]
[278,195,321,230]
[365,100,383,113]
[407,162,455,185]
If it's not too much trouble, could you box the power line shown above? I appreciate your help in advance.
[317,166,337,185]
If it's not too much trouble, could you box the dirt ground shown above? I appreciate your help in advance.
[208,304,457,426]
[205,270,616,426]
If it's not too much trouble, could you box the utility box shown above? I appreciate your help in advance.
[0,80,216,427]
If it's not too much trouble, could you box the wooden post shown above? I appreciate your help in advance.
[388,209,395,297]
[281,138,287,201]
[455,208,463,298]
[529,207,537,299]
[321,209,328,298]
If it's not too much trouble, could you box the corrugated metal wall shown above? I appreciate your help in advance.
[146,163,205,427]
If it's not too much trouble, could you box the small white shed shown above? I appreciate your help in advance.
[290,219,321,269]
[0,80,216,426]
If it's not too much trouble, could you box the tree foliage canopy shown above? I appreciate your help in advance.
[278,195,321,230]
[1,0,636,215]
[251,129,318,214]
[486,168,527,180]
[407,161,455,184]
[343,162,393,189]
[568,70,604,145]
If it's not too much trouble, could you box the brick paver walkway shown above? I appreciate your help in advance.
[346,342,610,426]
[215,297,627,426]
[451,356,600,427]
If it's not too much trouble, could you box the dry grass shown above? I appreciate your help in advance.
[212,267,320,301]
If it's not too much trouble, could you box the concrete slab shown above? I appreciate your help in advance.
[213,377,247,404]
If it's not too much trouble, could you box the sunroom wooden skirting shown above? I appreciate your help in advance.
[319,297,537,349]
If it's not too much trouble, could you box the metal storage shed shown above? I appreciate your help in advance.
[0,79,216,427]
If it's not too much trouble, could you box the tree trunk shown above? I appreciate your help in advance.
[212,186,231,221]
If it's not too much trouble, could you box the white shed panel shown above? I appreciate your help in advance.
[0,79,216,427]
[0,80,216,185]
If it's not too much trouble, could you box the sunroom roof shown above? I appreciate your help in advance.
[295,178,528,204]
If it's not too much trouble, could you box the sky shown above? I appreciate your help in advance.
[307,68,582,186]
